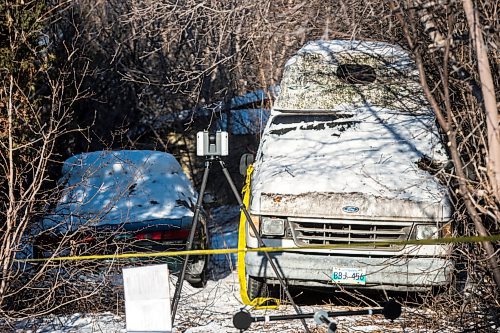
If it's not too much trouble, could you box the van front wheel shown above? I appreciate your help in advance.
[247,275,268,301]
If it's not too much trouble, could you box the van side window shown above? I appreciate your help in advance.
[336,64,376,84]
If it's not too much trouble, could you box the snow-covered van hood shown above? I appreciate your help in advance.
[41,150,196,231]
[250,107,452,221]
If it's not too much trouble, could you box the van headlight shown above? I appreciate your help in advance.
[261,217,286,237]
[415,225,439,240]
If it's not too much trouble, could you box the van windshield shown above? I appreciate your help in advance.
[260,109,447,166]
[255,109,448,203]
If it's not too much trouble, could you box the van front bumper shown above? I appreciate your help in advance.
[245,251,453,291]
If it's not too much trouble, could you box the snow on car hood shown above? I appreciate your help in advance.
[250,106,450,218]
[43,150,196,230]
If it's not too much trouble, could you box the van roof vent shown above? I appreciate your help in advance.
[336,64,376,84]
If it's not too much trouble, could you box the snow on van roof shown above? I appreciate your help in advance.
[274,39,424,112]
[286,40,411,66]
[45,150,196,229]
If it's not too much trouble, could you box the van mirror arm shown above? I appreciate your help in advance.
[239,153,254,176]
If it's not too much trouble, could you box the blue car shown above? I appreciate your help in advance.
[33,150,208,287]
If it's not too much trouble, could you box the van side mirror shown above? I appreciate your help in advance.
[239,153,254,176]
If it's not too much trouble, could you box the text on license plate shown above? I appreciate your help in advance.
[331,267,366,285]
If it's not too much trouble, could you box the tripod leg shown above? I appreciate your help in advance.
[218,159,310,333]
[171,159,211,323]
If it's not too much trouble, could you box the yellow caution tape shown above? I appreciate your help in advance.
[17,224,500,312]
[19,248,242,262]
[237,164,280,309]
[17,234,500,263]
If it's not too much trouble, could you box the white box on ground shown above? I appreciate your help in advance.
[123,264,172,333]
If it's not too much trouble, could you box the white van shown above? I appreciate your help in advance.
[242,40,453,297]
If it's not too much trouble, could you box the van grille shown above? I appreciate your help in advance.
[289,218,411,250]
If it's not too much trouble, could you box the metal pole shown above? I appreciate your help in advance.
[218,158,311,333]
[252,308,385,322]
[233,299,401,330]
[171,158,211,323]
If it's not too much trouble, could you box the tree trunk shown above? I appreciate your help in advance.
[463,0,500,201]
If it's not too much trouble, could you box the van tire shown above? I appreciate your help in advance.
[186,221,210,288]
[448,262,469,295]
[247,275,268,301]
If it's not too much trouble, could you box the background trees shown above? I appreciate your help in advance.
[393,0,499,298]
[0,0,498,323]
[0,0,91,314]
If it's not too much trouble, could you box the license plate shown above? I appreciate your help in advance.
[331,267,366,285]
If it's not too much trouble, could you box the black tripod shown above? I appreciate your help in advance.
[170,156,310,333]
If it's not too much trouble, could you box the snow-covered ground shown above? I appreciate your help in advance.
[10,271,439,333]
[12,205,464,332]
[13,270,457,333]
